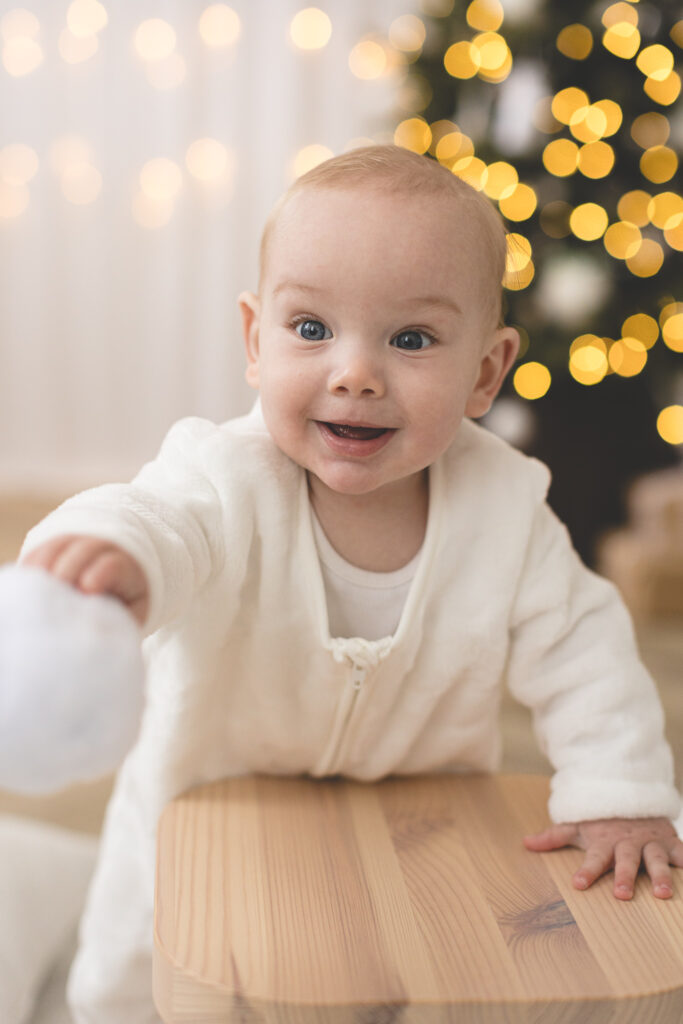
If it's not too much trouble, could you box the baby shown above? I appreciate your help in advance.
[21,145,682,1024]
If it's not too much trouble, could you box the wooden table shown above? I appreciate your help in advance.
[154,773,683,1023]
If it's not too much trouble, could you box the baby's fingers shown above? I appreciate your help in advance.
[573,845,615,891]
[523,823,578,852]
[642,843,674,899]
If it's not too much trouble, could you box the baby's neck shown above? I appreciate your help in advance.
[307,470,429,573]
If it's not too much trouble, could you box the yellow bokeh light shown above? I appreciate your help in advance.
[578,141,615,178]
[551,87,589,124]
[603,221,642,259]
[397,74,432,113]
[185,138,229,182]
[0,143,38,185]
[671,20,683,47]
[145,53,186,90]
[466,0,504,32]
[569,336,609,385]
[420,0,454,14]
[444,40,480,79]
[639,145,678,184]
[471,31,511,80]
[602,2,638,28]
[505,233,532,273]
[648,192,683,230]
[452,155,488,190]
[664,220,683,251]
[199,5,241,48]
[644,70,681,106]
[570,104,607,143]
[617,189,651,226]
[622,314,659,349]
[435,129,473,164]
[389,14,426,51]
[602,23,640,59]
[50,135,92,176]
[60,161,102,205]
[2,35,43,76]
[540,201,571,238]
[542,138,579,177]
[662,313,683,352]
[59,29,98,64]
[636,44,674,81]
[556,24,593,60]
[593,99,622,137]
[140,158,183,201]
[66,0,108,39]
[134,19,176,62]
[625,238,664,277]
[429,119,457,152]
[394,117,431,154]
[349,38,387,79]
[630,112,670,148]
[483,160,517,200]
[291,144,334,179]
[0,181,29,219]
[657,406,683,445]
[289,8,331,51]
[609,337,647,376]
[498,183,537,222]
[514,362,551,400]
[503,259,535,290]
[570,203,609,240]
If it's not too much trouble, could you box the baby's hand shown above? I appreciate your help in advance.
[524,817,683,900]
[21,535,149,626]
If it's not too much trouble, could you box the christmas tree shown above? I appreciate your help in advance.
[393,0,682,560]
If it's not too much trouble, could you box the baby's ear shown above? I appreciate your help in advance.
[239,291,261,389]
[465,326,520,419]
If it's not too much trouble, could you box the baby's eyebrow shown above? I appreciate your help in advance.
[272,280,325,298]
[407,295,463,317]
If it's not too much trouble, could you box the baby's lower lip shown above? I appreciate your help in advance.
[315,421,396,457]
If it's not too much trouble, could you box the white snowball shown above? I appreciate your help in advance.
[0,563,145,794]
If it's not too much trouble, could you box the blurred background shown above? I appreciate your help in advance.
[0,0,681,822]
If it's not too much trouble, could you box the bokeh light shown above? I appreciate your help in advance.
[59,29,98,64]
[643,71,681,105]
[617,190,651,226]
[444,41,480,79]
[289,8,332,51]
[542,138,579,177]
[60,161,102,205]
[578,141,615,178]
[199,5,241,49]
[67,0,108,38]
[569,335,609,385]
[622,314,658,349]
[556,24,593,61]
[569,203,609,240]
[0,143,39,186]
[625,238,664,277]
[514,362,551,400]
[349,38,387,79]
[466,0,504,33]
[608,337,647,376]
[657,406,683,445]
[145,53,187,90]
[636,44,674,81]
[662,311,683,352]
[483,160,517,200]
[639,146,678,184]
[185,138,230,182]
[498,183,537,222]
[603,220,642,259]
[389,14,426,52]
[394,117,431,154]
[2,9,43,76]
[291,144,334,178]
[134,19,176,62]
[139,158,183,202]
[0,181,29,219]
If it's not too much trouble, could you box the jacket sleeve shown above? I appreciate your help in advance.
[20,418,227,637]
[505,499,681,825]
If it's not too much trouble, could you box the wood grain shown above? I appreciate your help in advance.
[154,773,683,1023]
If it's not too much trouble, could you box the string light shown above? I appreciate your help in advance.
[569,203,609,241]
[569,336,608,385]
[139,158,183,202]
[66,0,108,38]
[134,19,176,62]
[1,9,43,76]
[608,337,647,376]
[556,24,593,60]
[394,118,431,154]
[662,310,683,352]
[625,238,664,277]
[349,37,388,79]
[185,139,230,182]
[622,314,658,349]
[466,0,504,33]
[639,146,678,184]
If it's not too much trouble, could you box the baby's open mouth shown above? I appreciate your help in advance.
[323,422,388,440]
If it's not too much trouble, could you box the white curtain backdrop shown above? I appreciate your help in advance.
[0,0,413,492]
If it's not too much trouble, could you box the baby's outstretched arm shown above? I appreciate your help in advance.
[524,817,683,900]
[21,536,149,626]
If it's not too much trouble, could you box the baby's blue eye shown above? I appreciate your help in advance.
[391,330,434,351]
[295,319,331,341]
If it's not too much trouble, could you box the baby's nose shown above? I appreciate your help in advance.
[328,341,385,398]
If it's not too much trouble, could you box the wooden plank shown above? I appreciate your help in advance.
[154,774,683,1023]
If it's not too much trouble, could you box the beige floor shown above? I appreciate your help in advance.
[1,495,682,835]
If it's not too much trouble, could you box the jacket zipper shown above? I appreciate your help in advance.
[317,657,369,775]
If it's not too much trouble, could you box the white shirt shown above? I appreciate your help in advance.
[311,509,421,641]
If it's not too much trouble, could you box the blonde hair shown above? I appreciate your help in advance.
[258,145,508,327]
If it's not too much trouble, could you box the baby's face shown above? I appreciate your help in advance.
[241,186,517,502]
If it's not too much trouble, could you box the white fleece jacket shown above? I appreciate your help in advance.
[21,401,681,1024]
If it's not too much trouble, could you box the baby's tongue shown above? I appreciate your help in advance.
[328,423,386,440]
